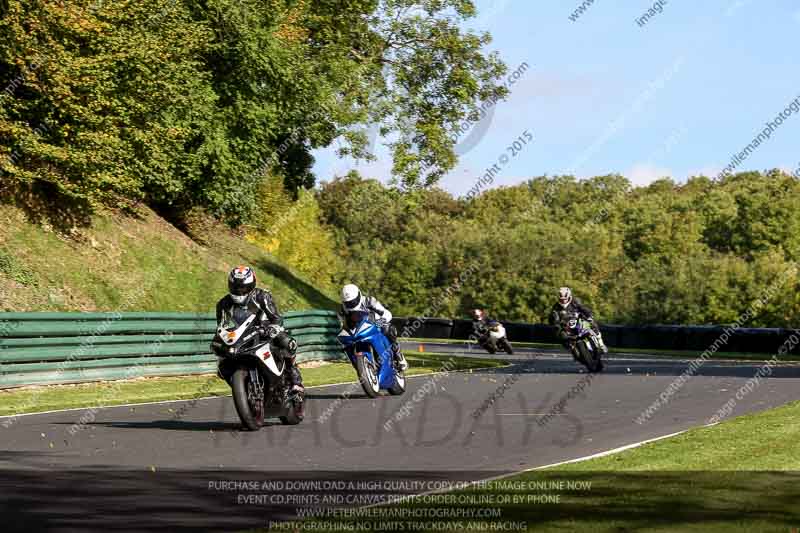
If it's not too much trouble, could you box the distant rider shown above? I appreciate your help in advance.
[550,287,608,354]
[340,284,408,371]
[470,308,492,344]
[215,266,304,394]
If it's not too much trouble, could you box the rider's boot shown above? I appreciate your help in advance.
[288,364,305,416]
[392,343,409,371]
[595,332,609,354]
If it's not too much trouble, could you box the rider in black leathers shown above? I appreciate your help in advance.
[470,308,504,349]
[215,266,303,392]
[470,309,491,343]
[549,287,608,353]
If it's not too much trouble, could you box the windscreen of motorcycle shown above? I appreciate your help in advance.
[220,306,254,330]
[345,310,368,333]
[218,307,258,346]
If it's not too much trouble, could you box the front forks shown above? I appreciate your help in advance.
[248,368,265,404]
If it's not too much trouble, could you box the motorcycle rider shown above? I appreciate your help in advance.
[550,287,608,354]
[216,266,304,395]
[470,308,491,344]
[470,308,509,351]
[340,284,408,371]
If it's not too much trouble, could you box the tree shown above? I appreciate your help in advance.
[0,0,508,225]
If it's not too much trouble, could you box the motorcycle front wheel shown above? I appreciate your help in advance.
[577,340,603,373]
[356,353,380,398]
[388,368,406,396]
[232,368,265,431]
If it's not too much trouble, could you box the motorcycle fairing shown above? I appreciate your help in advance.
[338,313,397,389]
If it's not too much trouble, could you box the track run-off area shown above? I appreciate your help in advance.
[2,343,799,532]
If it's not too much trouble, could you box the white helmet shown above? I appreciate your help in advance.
[341,284,364,311]
[558,287,572,308]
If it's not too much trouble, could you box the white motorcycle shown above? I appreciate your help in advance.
[477,319,514,355]
[211,309,303,430]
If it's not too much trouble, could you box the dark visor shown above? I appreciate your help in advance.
[343,295,361,310]
[231,284,252,296]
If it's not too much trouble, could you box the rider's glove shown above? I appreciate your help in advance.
[260,324,284,339]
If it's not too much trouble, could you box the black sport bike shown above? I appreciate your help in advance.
[211,308,303,430]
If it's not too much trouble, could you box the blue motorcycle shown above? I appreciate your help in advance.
[338,310,406,398]
[561,313,605,373]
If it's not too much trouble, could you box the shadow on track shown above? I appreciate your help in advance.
[303,393,372,400]
[50,420,283,432]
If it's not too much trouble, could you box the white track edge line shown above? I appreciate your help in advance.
[366,428,695,510]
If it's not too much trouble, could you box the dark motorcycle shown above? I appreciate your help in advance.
[561,314,604,372]
[211,309,303,430]
[475,319,514,355]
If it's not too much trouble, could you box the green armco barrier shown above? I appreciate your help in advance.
[0,310,344,388]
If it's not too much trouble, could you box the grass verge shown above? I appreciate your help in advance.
[0,352,505,417]
[300,401,800,532]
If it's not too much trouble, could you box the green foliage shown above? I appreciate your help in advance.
[0,0,507,225]
[246,175,344,295]
[318,170,800,327]
[0,249,36,286]
[0,202,336,313]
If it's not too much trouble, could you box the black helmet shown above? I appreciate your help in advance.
[228,266,256,304]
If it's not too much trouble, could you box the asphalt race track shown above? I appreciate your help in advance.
[2,344,799,532]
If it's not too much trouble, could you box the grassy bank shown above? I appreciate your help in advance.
[0,352,505,417]
[0,203,337,313]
